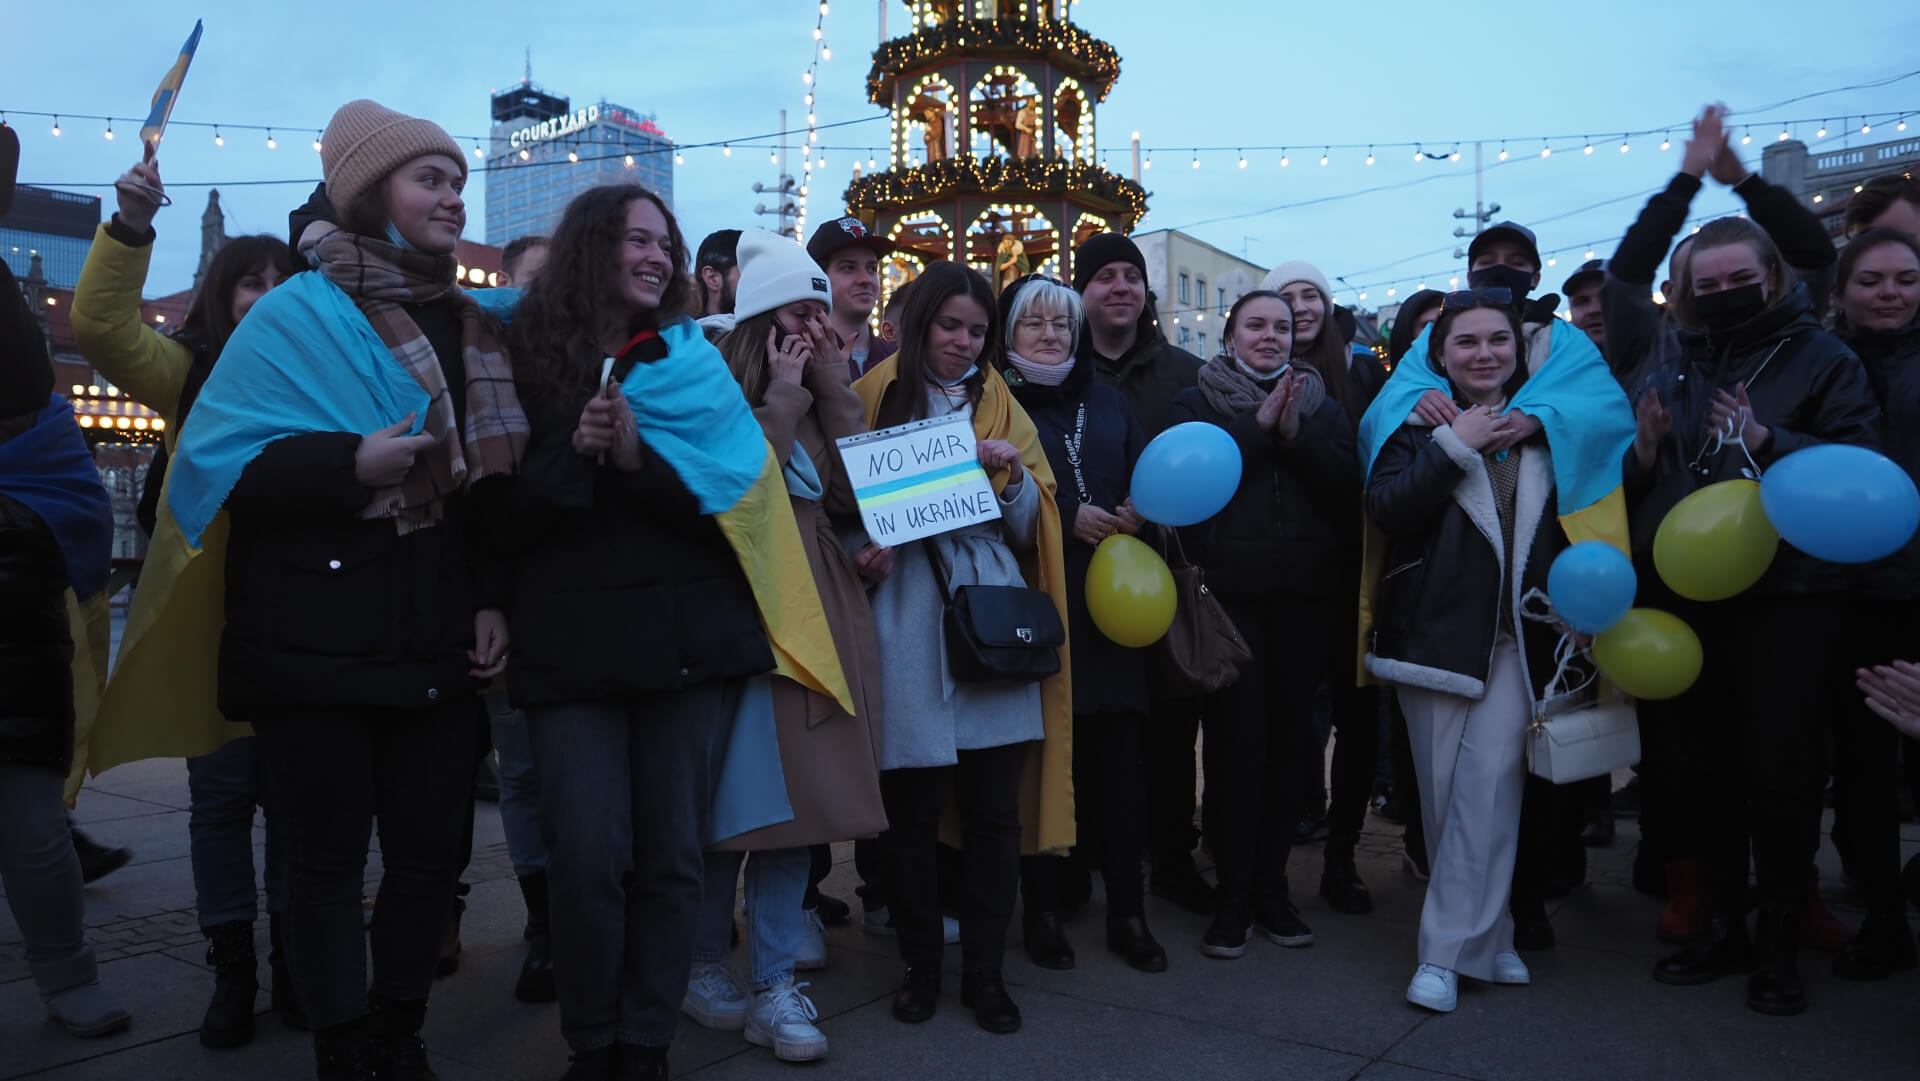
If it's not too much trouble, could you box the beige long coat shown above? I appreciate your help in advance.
[714,363,889,850]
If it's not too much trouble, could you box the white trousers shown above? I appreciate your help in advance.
[1397,636,1531,981]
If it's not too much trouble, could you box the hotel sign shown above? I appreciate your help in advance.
[509,106,601,149]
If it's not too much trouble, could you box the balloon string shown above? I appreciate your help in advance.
[1520,586,1599,719]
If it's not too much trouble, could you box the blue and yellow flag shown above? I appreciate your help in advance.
[139,20,203,147]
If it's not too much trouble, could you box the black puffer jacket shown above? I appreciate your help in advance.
[1845,318,1920,600]
[1165,380,1360,601]
[1366,426,1569,702]
[493,339,773,708]
[1006,355,1150,716]
[1082,299,1203,439]
[1624,284,1880,595]
[216,300,509,720]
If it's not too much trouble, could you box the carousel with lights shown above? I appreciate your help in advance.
[844,0,1148,295]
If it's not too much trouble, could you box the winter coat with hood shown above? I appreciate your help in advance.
[1003,345,1152,717]
[1624,283,1880,595]
[1843,315,1920,600]
[0,259,76,773]
[1080,296,1203,439]
[1365,425,1570,703]
[1165,369,1360,602]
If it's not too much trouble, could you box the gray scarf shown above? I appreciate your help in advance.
[1196,353,1327,421]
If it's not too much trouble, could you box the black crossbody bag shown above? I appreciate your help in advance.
[927,534,1064,685]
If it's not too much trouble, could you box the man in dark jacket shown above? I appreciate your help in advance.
[1072,233,1213,912]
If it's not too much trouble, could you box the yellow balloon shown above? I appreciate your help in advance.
[1592,608,1703,701]
[1085,534,1178,648]
[1653,479,1778,601]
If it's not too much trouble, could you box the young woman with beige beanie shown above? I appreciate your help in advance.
[142,98,528,1080]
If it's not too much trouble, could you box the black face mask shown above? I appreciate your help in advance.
[1689,283,1768,332]
[1468,264,1534,305]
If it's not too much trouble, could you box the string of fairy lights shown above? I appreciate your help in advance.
[795,1,834,240]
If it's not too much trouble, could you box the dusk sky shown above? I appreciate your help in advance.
[7,0,1919,305]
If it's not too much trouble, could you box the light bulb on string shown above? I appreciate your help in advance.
[1449,277,1459,287]
[624,154,635,168]
[822,46,831,60]
[1620,135,1630,153]
[103,120,113,141]
[313,132,323,152]
[214,126,224,147]
[1583,138,1594,155]
[1547,256,1558,267]
[1817,121,1828,138]
[813,27,822,39]
[868,153,876,169]
[1540,140,1551,158]
[1319,147,1329,166]
[1779,126,1790,141]
[1586,249,1596,259]
[722,143,731,156]
[472,143,485,159]
[1660,134,1671,151]
[802,71,812,84]
[1364,146,1374,166]
[1238,149,1247,168]
[568,147,579,163]
[1358,292,1367,301]
[1498,142,1509,161]
[1386,287,1397,297]
[520,148,530,160]
[266,129,277,149]
[1450,147,1461,162]
[1144,152,1152,170]
[1900,118,1909,132]
[1412,144,1423,163]
[1279,149,1289,167]
[51,116,60,136]
[1191,149,1200,169]
[770,149,779,164]
[674,150,684,164]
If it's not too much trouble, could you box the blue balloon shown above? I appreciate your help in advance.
[1547,541,1638,634]
[1759,444,1920,564]
[1130,422,1244,527]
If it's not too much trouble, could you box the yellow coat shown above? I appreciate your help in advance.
[70,223,195,452]
[853,359,1076,856]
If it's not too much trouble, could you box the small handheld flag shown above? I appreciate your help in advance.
[139,20,203,150]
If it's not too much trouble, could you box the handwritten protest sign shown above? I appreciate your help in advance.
[836,414,1002,545]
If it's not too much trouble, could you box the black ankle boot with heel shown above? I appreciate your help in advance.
[199,921,258,1049]
[368,994,438,1080]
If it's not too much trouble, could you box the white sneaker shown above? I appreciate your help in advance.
[795,909,828,971]
[1491,950,1532,985]
[1405,963,1458,1013]
[682,960,749,1031]
[859,906,960,945]
[746,977,828,1062]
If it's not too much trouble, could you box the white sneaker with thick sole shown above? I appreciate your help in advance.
[795,909,828,971]
[746,977,828,1062]
[682,960,749,1031]
[1490,950,1532,985]
[860,906,960,944]
[1406,963,1458,1012]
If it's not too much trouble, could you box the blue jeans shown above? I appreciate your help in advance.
[0,763,87,967]
[186,735,286,928]
[486,694,547,877]
[693,847,809,990]
[529,681,738,1053]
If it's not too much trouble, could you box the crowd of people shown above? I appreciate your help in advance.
[2,99,1918,1081]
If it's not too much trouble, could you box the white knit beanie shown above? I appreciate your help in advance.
[321,99,466,208]
[733,230,834,321]
[1261,259,1334,301]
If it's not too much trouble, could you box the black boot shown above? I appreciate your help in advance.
[891,965,941,1024]
[435,897,464,979]
[1319,834,1374,915]
[1653,911,1751,986]
[199,921,259,1049]
[616,1043,670,1081]
[1835,912,1919,981]
[1021,908,1075,970]
[1512,897,1556,951]
[556,1046,618,1081]
[1748,907,1807,1015]
[1105,914,1168,973]
[368,995,438,1080]
[70,823,133,885]
[515,872,556,1004]
[1253,879,1315,947]
[270,913,308,1030]
[315,1016,376,1081]
[959,968,1022,1034]
[1148,855,1215,917]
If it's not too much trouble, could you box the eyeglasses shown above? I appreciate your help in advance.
[1015,317,1075,336]
[1442,287,1513,310]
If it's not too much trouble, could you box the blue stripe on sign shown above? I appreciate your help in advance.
[853,459,983,500]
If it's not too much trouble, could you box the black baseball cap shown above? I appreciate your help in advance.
[806,215,895,269]
[1467,221,1542,270]
[1561,257,1606,295]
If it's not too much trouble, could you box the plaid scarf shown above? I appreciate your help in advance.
[312,232,527,532]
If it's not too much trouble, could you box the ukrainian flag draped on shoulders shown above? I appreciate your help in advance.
[1352,318,1635,680]
[852,357,1076,856]
[616,317,853,715]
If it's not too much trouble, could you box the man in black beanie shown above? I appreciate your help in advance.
[1072,232,1212,913]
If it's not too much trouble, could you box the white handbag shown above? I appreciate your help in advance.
[1521,589,1642,784]
[1527,699,1640,784]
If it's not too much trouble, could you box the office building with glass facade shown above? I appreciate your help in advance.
[484,82,674,247]
[1,185,100,288]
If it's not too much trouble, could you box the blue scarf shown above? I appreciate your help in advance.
[166,272,434,546]
[0,396,114,598]
[1357,319,1634,516]
[617,318,769,514]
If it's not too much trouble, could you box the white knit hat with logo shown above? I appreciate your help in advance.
[733,230,835,321]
